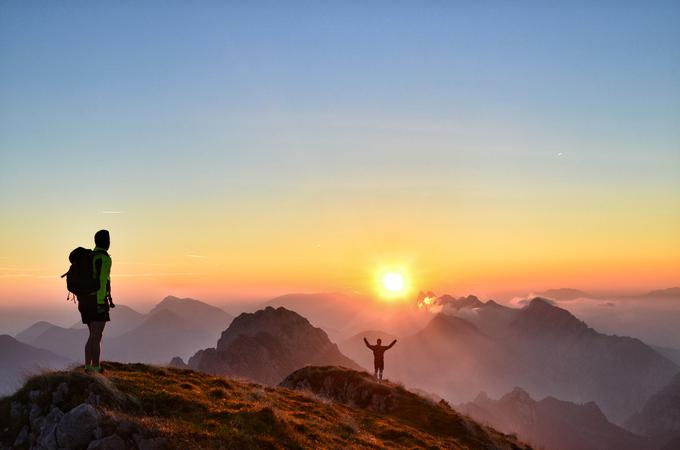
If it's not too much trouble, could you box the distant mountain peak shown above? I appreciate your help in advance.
[484,300,503,308]
[437,294,484,310]
[643,287,680,298]
[511,298,591,337]
[503,387,532,404]
[525,297,556,308]
[427,312,481,334]
[537,288,592,301]
[188,306,361,384]
[0,334,16,344]
[157,295,199,305]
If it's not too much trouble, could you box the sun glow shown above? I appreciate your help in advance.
[381,271,407,297]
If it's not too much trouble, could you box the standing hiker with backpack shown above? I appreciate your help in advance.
[62,229,115,374]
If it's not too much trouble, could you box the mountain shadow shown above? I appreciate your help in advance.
[0,335,73,396]
[460,387,647,450]
[391,296,678,424]
[185,306,362,384]
[14,296,234,364]
[626,371,680,449]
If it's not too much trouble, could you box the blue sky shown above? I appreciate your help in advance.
[1,1,679,302]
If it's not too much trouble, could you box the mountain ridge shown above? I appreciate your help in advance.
[187,306,362,385]
[0,362,530,449]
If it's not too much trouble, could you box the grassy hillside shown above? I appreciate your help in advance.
[0,362,529,449]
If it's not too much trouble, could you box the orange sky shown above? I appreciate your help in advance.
[1,2,679,309]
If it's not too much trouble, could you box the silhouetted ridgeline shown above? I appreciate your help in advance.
[381,296,678,424]
[0,363,530,449]
[460,387,647,450]
[183,306,362,384]
[14,297,233,363]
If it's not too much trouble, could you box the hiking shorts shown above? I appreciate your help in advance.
[77,294,110,324]
[374,359,384,372]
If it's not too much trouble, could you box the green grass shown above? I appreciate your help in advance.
[1,362,530,449]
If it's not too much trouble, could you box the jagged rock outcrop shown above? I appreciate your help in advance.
[0,370,167,450]
[167,357,188,369]
[460,386,648,450]
[187,306,362,384]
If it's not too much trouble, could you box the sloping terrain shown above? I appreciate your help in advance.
[15,296,234,363]
[280,365,529,449]
[0,362,529,449]
[391,296,678,423]
[187,306,362,384]
[0,335,73,396]
[460,387,647,450]
[626,371,680,449]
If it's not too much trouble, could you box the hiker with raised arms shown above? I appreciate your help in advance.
[363,337,397,382]
[62,229,115,374]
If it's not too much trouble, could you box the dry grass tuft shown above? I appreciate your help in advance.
[1,362,531,450]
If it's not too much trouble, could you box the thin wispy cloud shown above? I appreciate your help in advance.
[186,254,207,259]
[112,272,202,278]
[101,210,123,214]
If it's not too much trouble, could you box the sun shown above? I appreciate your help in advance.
[382,271,406,294]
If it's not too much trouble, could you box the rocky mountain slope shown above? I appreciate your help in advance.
[185,306,362,384]
[15,296,233,363]
[392,296,678,424]
[0,362,530,449]
[0,335,73,396]
[459,387,647,450]
[626,371,680,449]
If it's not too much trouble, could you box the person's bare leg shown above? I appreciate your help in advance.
[85,323,93,367]
[90,321,106,367]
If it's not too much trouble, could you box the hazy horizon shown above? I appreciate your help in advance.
[1,2,679,310]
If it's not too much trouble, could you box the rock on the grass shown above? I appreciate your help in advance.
[138,437,169,450]
[12,425,29,448]
[29,389,42,402]
[52,382,69,406]
[29,403,43,429]
[10,401,24,421]
[56,403,99,449]
[115,419,137,438]
[86,433,127,450]
[36,407,64,450]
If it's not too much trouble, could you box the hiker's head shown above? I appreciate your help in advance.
[95,229,110,250]
[377,338,382,345]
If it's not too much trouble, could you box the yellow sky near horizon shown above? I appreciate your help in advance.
[1,181,678,308]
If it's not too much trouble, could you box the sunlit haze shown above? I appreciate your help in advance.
[1,2,678,310]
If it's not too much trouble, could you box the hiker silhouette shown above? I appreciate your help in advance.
[77,229,114,374]
[364,337,397,381]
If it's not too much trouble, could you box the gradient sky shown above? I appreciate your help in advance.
[1,1,679,307]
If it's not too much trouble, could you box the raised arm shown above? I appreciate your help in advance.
[363,337,372,349]
[386,339,397,350]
